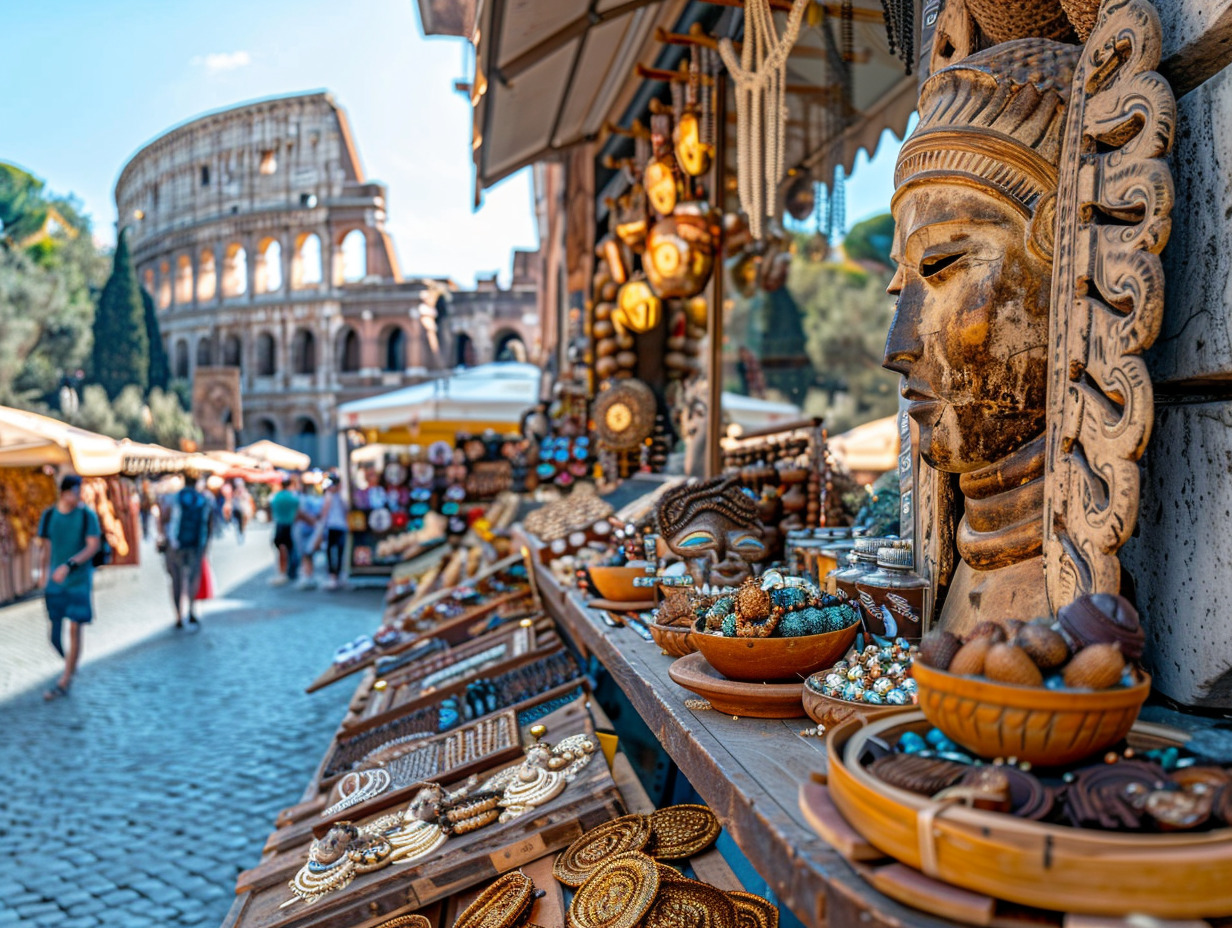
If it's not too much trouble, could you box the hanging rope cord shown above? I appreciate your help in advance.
[718,0,810,241]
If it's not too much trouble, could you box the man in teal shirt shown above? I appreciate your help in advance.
[37,475,101,700]
[269,474,303,584]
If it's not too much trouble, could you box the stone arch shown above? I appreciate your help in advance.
[222,333,243,369]
[382,325,407,372]
[337,326,361,373]
[157,261,171,309]
[339,229,367,283]
[254,237,282,294]
[252,416,278,442]
[197,248,217,302]
[292,328,317,375]
[256,331,277,376]
[174,254,193,305]
[291,414,320,462]
[292,232,322,289]
[493,327,528,363]
[196,338,213,367]
[221,242,248,298]
[455,332,475,368]
[174,339,190,379]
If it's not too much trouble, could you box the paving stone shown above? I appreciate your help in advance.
[0,527,382,928]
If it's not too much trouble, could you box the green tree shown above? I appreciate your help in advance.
[91,229,148,398]
[142,287,170,391]
[842,213,896,268]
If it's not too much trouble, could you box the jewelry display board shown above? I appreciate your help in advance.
[231,701,624,928]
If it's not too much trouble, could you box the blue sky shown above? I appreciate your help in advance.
[1,0,901,284]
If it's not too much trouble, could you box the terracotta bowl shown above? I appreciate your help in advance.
[913,661,1151,767]
[649,622,699,658]
[587,563,651,603]
[802,675,893,727]
[692,621,859,683]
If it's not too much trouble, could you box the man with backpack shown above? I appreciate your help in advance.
[164,469,214,629]
[36,474,103,701]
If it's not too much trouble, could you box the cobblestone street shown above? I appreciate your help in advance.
[0,524,384,927]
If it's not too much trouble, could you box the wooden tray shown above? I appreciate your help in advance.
[667,652,806,719]
[821,710,1232,919]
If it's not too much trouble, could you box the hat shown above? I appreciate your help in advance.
[60,474,82,493]
[894,39,1081,215]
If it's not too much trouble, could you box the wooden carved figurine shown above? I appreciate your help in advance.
[657,476,766,588]
[884,0,1174,635]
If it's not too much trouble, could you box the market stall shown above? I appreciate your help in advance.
[238,440,312,473]
[334,363,540,575]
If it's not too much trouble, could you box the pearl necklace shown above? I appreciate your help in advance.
[323,769,392,817]
[419,644,507,691]
[718,0,809,240]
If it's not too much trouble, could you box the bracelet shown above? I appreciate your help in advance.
[65,560,80,573]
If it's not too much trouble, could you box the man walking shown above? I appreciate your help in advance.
[269,474,302,585]
[165,469,213,629]
[36,475,102,701]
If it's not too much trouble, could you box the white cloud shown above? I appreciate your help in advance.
[191,51,251,73]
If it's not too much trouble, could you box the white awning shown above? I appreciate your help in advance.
[721,392,801,431]
[0,406,124,476]
[236,440,312,472]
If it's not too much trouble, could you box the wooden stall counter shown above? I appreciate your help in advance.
[520,528,961,928]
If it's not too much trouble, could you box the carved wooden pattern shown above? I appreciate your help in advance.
[1043,0,1175,609]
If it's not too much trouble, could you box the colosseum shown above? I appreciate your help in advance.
[115,90,539,465]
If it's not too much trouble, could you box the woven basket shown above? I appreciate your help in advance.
[963,0,1075,43]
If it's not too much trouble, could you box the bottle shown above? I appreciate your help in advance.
[854,545,931,642]
[828,536,889,602]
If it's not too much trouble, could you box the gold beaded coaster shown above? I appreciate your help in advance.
[567,852,660,928]
[553,814,652,886]
[642,873,737,928]
[454,871,535,928]
[646,804,722,859]
[728,891,779,928]
[374,916,431,928]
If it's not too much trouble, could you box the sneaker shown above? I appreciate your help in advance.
[296,577,317,590]
[322,578,339,592]
[270,575,289,587]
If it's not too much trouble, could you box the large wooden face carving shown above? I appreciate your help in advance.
[884,183,1052,473]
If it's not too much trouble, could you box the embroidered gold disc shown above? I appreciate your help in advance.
[374,916,431,928]
[567,852,660,928]
[553,814,652,886]
[642,874,737,928]
[454,872,536,928]
[729,891,779,928]
[646,804,722,859]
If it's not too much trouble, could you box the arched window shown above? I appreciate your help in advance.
[384,326,406,372]
[223,334,242,369]
[174,254,193,305]
[222,243,248,297]
[293,416,318,462]
[254,418,278,441]
[157,261,171,309]
[340,229,367,282]
[255,238,282,293]
[197,249,217,302]
[337,327,361,373]
[293,232,322,289]
[197,339,213,367]
[454,333,475,368]
[495,330,528,363]
[174,340,189,379]
[256,332,277,376]
[292,329,316,375]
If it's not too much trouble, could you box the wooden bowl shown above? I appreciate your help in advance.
[802,675,894,727]
[649,622,699,658]
[693,622,859,683]
[587,563,651,603]
[823,710,1232,918]
[913,661,1151,767]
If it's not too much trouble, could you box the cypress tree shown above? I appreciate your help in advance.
[142,286,170,391]
[91,228,148,398]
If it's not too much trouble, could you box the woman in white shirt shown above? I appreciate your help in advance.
[318,476,350,590]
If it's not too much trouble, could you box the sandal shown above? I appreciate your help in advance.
[43,683,69,701]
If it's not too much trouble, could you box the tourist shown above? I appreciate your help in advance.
[36,475,102,701]
[165,468,214,629]
[295,481,323,590]
[269,474,303,585]
[318,475,350,590]
[231,478,252,542]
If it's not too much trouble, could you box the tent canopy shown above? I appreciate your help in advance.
[0,406,124,475]
[236,440,312,472]
[338,363,541,438]
[722,393,801,432]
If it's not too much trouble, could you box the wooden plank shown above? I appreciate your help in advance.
[524,854,568,926]
[530,558,961,928]
[1157,0,1232,97]
[870,864,996,927]
[797,780,882,863]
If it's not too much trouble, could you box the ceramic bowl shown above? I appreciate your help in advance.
[692,621,859,683]
[649,622,699,658]
[587,562,651,603]
[913,660,1151,766]
[802,676,892,727]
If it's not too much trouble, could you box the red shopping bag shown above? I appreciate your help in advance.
[195,556,215,600]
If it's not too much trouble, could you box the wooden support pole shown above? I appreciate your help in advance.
[705,74,728,480]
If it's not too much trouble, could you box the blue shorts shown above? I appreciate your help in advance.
[45,586,94,624]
